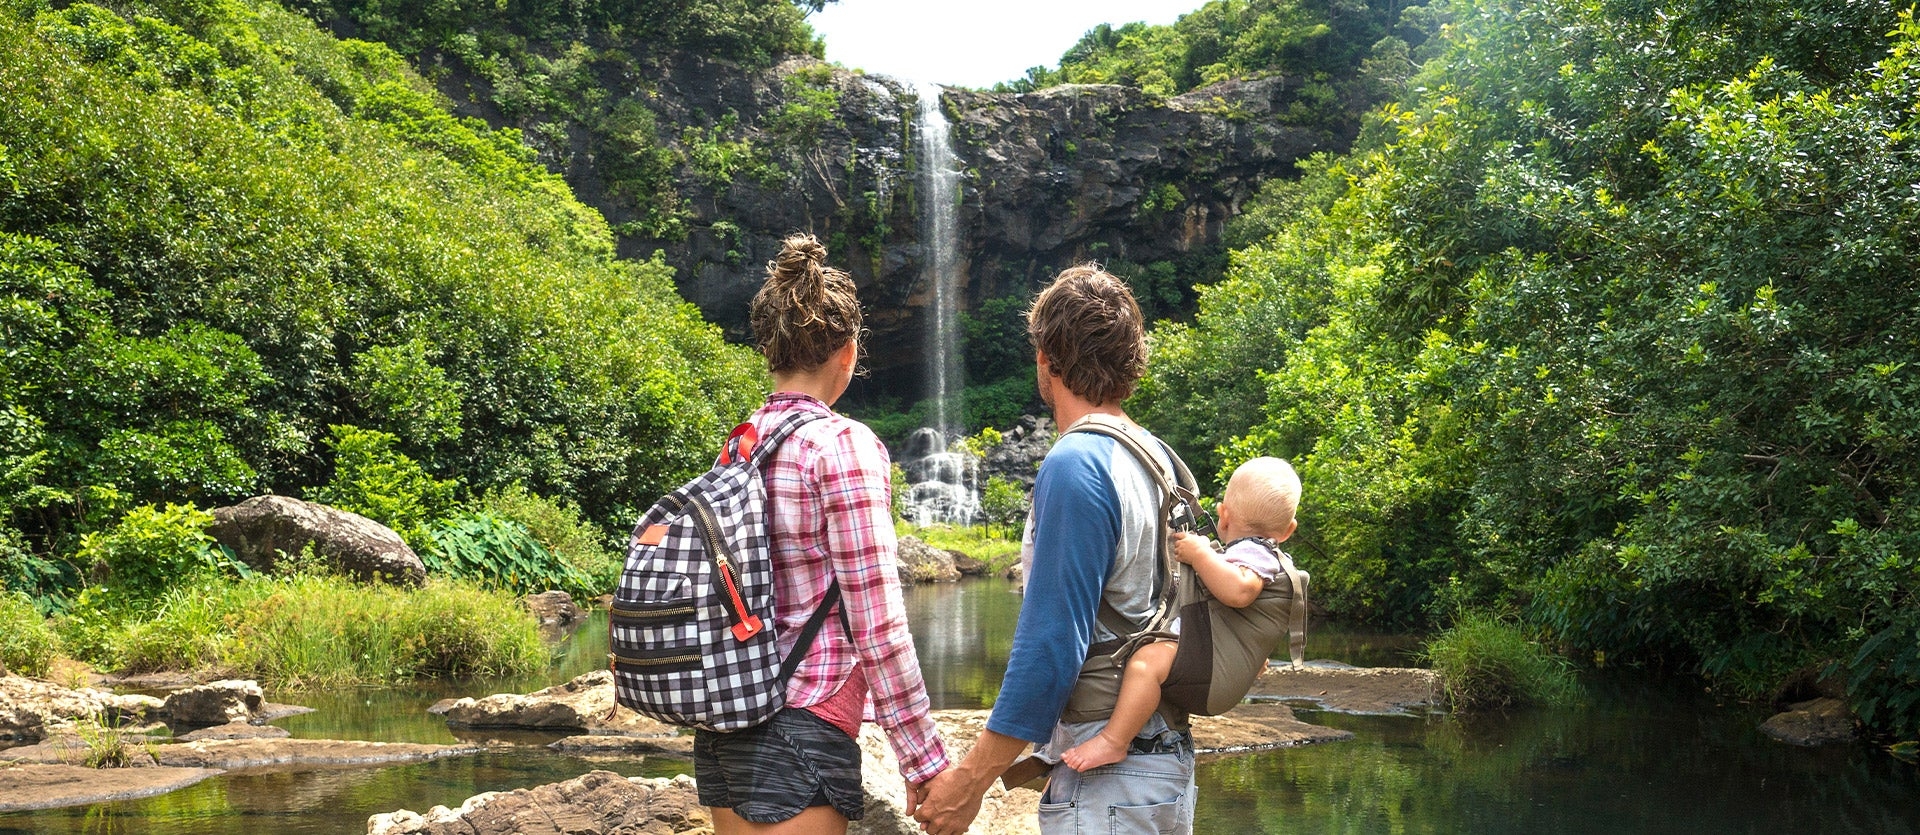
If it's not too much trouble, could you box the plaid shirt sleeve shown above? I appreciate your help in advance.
[816,421,950,783]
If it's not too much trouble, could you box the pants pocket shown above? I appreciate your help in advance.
[1107,798,1184,835]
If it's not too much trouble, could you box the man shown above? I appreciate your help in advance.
[912,265,1194,835]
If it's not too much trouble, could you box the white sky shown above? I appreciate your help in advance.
[805,0,1206,89]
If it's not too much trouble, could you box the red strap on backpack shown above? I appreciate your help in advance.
[717,422,760,466]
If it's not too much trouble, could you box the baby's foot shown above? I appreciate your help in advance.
[1061,733,1129,772]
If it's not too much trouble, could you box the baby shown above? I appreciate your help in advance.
[1060,455,1301,772]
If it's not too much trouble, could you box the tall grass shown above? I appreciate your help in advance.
[1421,612,1580,711]
[0,591,60,677]
[112,574,547,688]
[896,523,1023,574]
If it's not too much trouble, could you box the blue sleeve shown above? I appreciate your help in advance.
[987,434,1119,743]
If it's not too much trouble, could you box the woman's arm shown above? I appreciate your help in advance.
[818,421,949,783]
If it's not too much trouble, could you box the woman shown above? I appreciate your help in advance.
[694,233,948,834]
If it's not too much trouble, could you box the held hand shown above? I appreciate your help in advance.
[905,776,930,818]
[913,767,985,835]
[1171,531,1216,566]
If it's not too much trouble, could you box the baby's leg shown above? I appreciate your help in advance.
[1062,640,1177,772]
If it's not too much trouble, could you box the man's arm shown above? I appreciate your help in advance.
[916,436,1122,833]
[914,728,1028,835]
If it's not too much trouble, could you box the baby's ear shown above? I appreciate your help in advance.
[1276,518,1299,543]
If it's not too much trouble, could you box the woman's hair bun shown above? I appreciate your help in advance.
[771,233,829,284]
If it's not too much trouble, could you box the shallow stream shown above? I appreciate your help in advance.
[3,579,1915,833]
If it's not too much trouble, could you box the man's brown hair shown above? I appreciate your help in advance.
[749,233,863,374]
[1027,263,1148,404]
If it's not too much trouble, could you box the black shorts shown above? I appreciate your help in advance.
[692,707,865,823]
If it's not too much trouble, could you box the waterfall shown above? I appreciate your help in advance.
[916,81,964,441]
[903,81,978,526]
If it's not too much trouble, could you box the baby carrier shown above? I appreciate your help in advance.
[1060,415,1310,720]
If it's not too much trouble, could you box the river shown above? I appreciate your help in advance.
[3,579,1915,833]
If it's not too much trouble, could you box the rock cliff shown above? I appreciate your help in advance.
[441,53,1342,393]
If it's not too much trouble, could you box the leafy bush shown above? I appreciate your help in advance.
[474,484,621,594]
[1421,613,1578,711]
[73,503,246,604]
[422,510,596,600]
[0,2,763,588]
[1143,0,1920,737]
[0,591,60,677]
[308,425,456,548]
[978,475,1028,541]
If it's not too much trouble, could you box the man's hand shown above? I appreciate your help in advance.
[913,767,985,835]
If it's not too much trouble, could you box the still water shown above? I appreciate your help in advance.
[4,579,1916,833]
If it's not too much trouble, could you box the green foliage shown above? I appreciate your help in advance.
[1421,611,1579,711]
[108,573,546,685]
[295,0,820,70]
[0,0,764,585]
[308,425,456,548]
[347,339,465,446]
[0,591,60,677]
[961,294,1034,385]
[998,0,1424,122]
[979,475,1028,540]
[73,503,246,604]
[474,483,621,595]
[421,510,597,599]
[1146,0,1920,735]
[72,711,146,768]
[898,521,1022,574]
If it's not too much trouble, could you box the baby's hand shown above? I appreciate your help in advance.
[1171,531,1216,566]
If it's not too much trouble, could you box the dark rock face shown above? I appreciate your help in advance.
[448,53,1338,396]
[208,495,425,585]
[981,415,1055,489]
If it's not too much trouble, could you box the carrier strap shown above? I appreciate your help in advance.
[1237,536,1310,669]
[1066,415,1202,660]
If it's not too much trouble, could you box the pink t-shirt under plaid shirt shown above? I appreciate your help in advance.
[750,391,948,784]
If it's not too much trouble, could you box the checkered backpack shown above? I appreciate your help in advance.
[609,412,843,731]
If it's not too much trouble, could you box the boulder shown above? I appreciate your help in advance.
[1760,697,1856,746]
[208,495,425,585]
[438,670,677,737]
[951,551,989,577]
[0,764,225,813]
[367,771,708,835]
[0,674,164,742]
[162,680,263,727]
[896,536,961,584]
[521,591,582,630]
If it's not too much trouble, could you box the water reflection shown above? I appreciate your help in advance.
[5,582,1918,834]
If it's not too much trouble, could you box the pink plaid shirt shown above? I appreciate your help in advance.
[749,391,948,783]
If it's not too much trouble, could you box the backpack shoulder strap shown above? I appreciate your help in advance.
[1063,415,1201,651]
[721,410,829,467]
